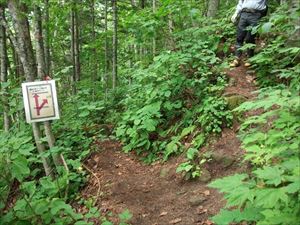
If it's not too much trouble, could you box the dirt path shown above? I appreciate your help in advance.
[80,65,257,225]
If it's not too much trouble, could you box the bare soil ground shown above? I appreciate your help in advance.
[79,65,257,225]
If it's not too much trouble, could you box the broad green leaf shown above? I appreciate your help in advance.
[179,126,195,139]
[34,200,49,215]
[14,199,27,211]
[208,174,249,193]
[142,119,157,132]
[253,166,283,186]
[119,209,133,221]
[255,188,288,208]
[186,148,198,160]
[11,155,30,181]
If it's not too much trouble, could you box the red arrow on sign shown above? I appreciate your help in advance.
[33,94,48,116]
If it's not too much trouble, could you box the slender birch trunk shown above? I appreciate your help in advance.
[0,6,11,132]
[90,0,97,83]
[71,3,76,93]
[112,0,118,89]
[8,0,52,176]
[43,0,51,76]
[104,0,108,95]
[207,0,220,18]
[287,0,300,47]
[74,4,80,82]
[152,0,156,58]
[131,0,137,8]
[34,5,68,171]
[168,14,175,49]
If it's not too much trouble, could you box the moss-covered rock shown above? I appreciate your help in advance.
[225,95,247,110]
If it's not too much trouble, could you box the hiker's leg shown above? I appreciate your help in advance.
[235,12,248,58]
[245,12,261,57]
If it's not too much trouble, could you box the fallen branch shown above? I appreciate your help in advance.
[82,164,101,206]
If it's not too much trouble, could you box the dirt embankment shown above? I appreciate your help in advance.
[79,65,257,225]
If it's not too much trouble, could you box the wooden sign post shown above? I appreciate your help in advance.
[22,80,60,123]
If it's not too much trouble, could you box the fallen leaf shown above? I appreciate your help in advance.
[203,190,210,196]
[246,75,254,83]
[169,218,182,224]
[197,207,208,215]
[159,211,168,217]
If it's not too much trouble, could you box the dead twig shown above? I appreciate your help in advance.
[82,164,101,206]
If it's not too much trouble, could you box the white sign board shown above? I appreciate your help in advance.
[22,80,60,123]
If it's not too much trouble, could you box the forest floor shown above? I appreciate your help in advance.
[79,64,257,225]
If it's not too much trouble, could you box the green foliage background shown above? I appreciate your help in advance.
[0,0,299,224]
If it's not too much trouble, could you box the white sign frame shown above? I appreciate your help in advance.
[22,80,60,123]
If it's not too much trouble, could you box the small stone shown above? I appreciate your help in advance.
[189,195,207,206]
[176,190,187,195]
[222,157,234,168]
[203,190,210,196]
[199,169,211,183]
[228,78,236,86]
[160,211,168,217]
[211,152,234,168]
[196,206,208,215]
[246,75,254,83]
[160,168,171,178]
[169,218,182,224]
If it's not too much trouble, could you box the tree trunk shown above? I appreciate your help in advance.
[140,0,146,8]
[74,4,80,82]
[8,0,52,176]
[290,0,300,11]
[287,0,300,47]
[43,0,51,76]
[44,121,68,171]
[34,5,68,171]
[8,0,36,81]
[152,0,156,58]
[104,0,109,95]
[70,1,80,85]
[207,0,220,18]
[112,0,118,89]
[34,6,46,80]
[32,122,53,176]
[131,0,137,8]
[90,0,97,83]
[71,3,76,93]
[7,36,23,80]
[167,14,175,49]
[0,6,11,132]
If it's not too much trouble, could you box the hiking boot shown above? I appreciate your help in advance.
[230,59,240,67]
[244,62,251,67]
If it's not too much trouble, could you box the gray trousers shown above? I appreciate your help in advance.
[235,11,262,58]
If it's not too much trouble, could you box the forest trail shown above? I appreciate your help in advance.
[79,65,257,225]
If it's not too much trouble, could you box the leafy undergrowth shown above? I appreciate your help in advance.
[116,18,234,171]
[208,4,300,225]
[1,2,299,225]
